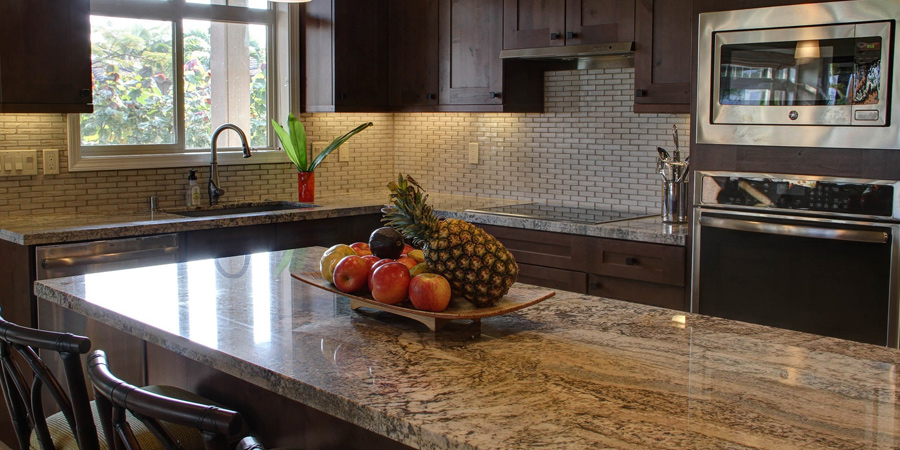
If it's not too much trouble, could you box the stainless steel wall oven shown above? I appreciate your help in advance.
[692,171,900,347]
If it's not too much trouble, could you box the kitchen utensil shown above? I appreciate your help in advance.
[657,147,669,161]
[672,125,681,162]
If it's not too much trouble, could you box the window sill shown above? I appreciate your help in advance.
[68,148,290,172]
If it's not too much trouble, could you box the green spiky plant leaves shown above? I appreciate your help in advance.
[272,114,373,172]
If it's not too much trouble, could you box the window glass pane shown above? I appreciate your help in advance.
[82,17,175,146]
[186,0,269,10]
[183,20,269,149]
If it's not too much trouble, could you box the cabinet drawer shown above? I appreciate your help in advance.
[588,274,685,310]
[517,263,587,294]
[587,238,684,286]
[479,225,587,271]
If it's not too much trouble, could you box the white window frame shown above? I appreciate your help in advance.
[67,0,298,172]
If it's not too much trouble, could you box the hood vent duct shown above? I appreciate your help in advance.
[500,42,635,69]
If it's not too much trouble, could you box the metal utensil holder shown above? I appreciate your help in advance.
[658,159,689,223]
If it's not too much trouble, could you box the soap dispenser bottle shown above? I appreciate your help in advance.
[186,170,200,207]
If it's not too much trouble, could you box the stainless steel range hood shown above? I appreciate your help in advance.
[500,42,634,69]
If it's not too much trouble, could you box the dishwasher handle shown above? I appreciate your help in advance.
[41,246,178,270]
[699,215,888,244]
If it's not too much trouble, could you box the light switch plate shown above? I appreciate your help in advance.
[468,143,479,164]
[311,141,327,160]
[339,143,350,162]
[0,150,38,176]
[43,149,59,175]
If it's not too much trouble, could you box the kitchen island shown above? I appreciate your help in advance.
[34,247,900,449]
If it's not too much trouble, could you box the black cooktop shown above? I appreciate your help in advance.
[465,203,654,224]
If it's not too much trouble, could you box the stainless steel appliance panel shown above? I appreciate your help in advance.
[696,0,900,149]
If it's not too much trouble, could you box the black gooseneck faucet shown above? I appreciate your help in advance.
[209,124,252,205]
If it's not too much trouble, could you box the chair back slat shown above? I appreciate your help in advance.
[87,350,242,450]
[0,316,98,450]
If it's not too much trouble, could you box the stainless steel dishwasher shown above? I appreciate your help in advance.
[35,233,180,387]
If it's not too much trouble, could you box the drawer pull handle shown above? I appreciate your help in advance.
[625,257,637,266]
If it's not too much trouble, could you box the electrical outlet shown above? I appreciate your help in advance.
[339,143,350,162]
[0,150,38,176]
[468,143,479,164]
[43,149,59,175]
[311,141,328,159]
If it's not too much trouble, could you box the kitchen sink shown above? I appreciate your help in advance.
[166,201,319,218]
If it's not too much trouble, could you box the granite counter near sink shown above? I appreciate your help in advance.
[0,191,687,246]
[33,247,900,450]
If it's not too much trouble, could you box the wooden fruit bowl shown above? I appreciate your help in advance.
[292,271,555,331]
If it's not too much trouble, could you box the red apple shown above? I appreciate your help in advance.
[361,255,380,272]
[408,273,452,312]
[396,256,418,270]
[370,262,410,305]
[332,255,369,293]
[349,242,372,256]
[402,244,415,254]
[367,258,395,291]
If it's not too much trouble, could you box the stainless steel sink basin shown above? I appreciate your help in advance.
[166,201,319,218]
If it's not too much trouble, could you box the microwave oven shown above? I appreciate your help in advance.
[696,0,900,149]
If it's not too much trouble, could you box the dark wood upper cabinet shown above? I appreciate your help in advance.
[440,0,503,106]
[503,0,634,50]
[0,0,93,113]
[566,0,635,45]
[301,0,390,112]
[389,0,441,109]
[633,0,691,113]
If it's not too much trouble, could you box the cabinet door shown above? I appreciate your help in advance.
[503,0,566,50]
[439,0,503,106]
[565,0,635,45]
[518,263,587,294]
[390,0,440,108]
[303,0,390,112]
[633,0,691,113]
[0,0,92,113]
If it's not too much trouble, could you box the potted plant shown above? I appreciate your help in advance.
[272,114,373,202]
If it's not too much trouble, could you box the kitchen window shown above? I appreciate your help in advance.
[67,0,296,171]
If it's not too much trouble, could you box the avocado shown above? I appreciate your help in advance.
[369,227,405,259]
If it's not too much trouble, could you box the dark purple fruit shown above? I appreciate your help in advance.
[369,227,405,259]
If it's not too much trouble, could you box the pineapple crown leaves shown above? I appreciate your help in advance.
[382,174,439,247]
[272,114,373,172]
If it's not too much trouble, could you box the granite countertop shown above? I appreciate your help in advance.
[35,247,900,450]
[0,192,687,246]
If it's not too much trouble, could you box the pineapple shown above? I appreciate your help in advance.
[383,174,518,307]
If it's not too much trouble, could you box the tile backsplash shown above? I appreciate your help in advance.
[0,67,688,217]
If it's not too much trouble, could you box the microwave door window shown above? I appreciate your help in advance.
[719,37,867,107]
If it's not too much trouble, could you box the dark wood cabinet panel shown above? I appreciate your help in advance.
[301,0,390,112]
[478,224,589,271]
[588,274,685,310]
[518,263,588,294]
[390,0,441,108]
[633,0,691,113]
[566,0,635,46]
[586,238,685,286]
[439,0,503,106]
[503,0,633,50]
[0,0,92,113]
[503,0,567,50]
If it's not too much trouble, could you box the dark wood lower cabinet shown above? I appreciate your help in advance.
[517,263,588,294]
[479,224,687,310]
[146,344,414,450]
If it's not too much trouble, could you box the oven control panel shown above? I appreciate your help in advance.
[697,172,897,218]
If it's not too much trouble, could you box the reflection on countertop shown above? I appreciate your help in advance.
[34,247,900,450]
[0,191,687,246]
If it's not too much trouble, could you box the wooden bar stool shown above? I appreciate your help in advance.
[0,317,250,450]
[86,350,267,450]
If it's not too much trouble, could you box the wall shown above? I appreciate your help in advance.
[395,68,689,214]
[0,68,688,217]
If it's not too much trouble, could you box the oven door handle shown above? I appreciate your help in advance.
[699,216,888,244]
